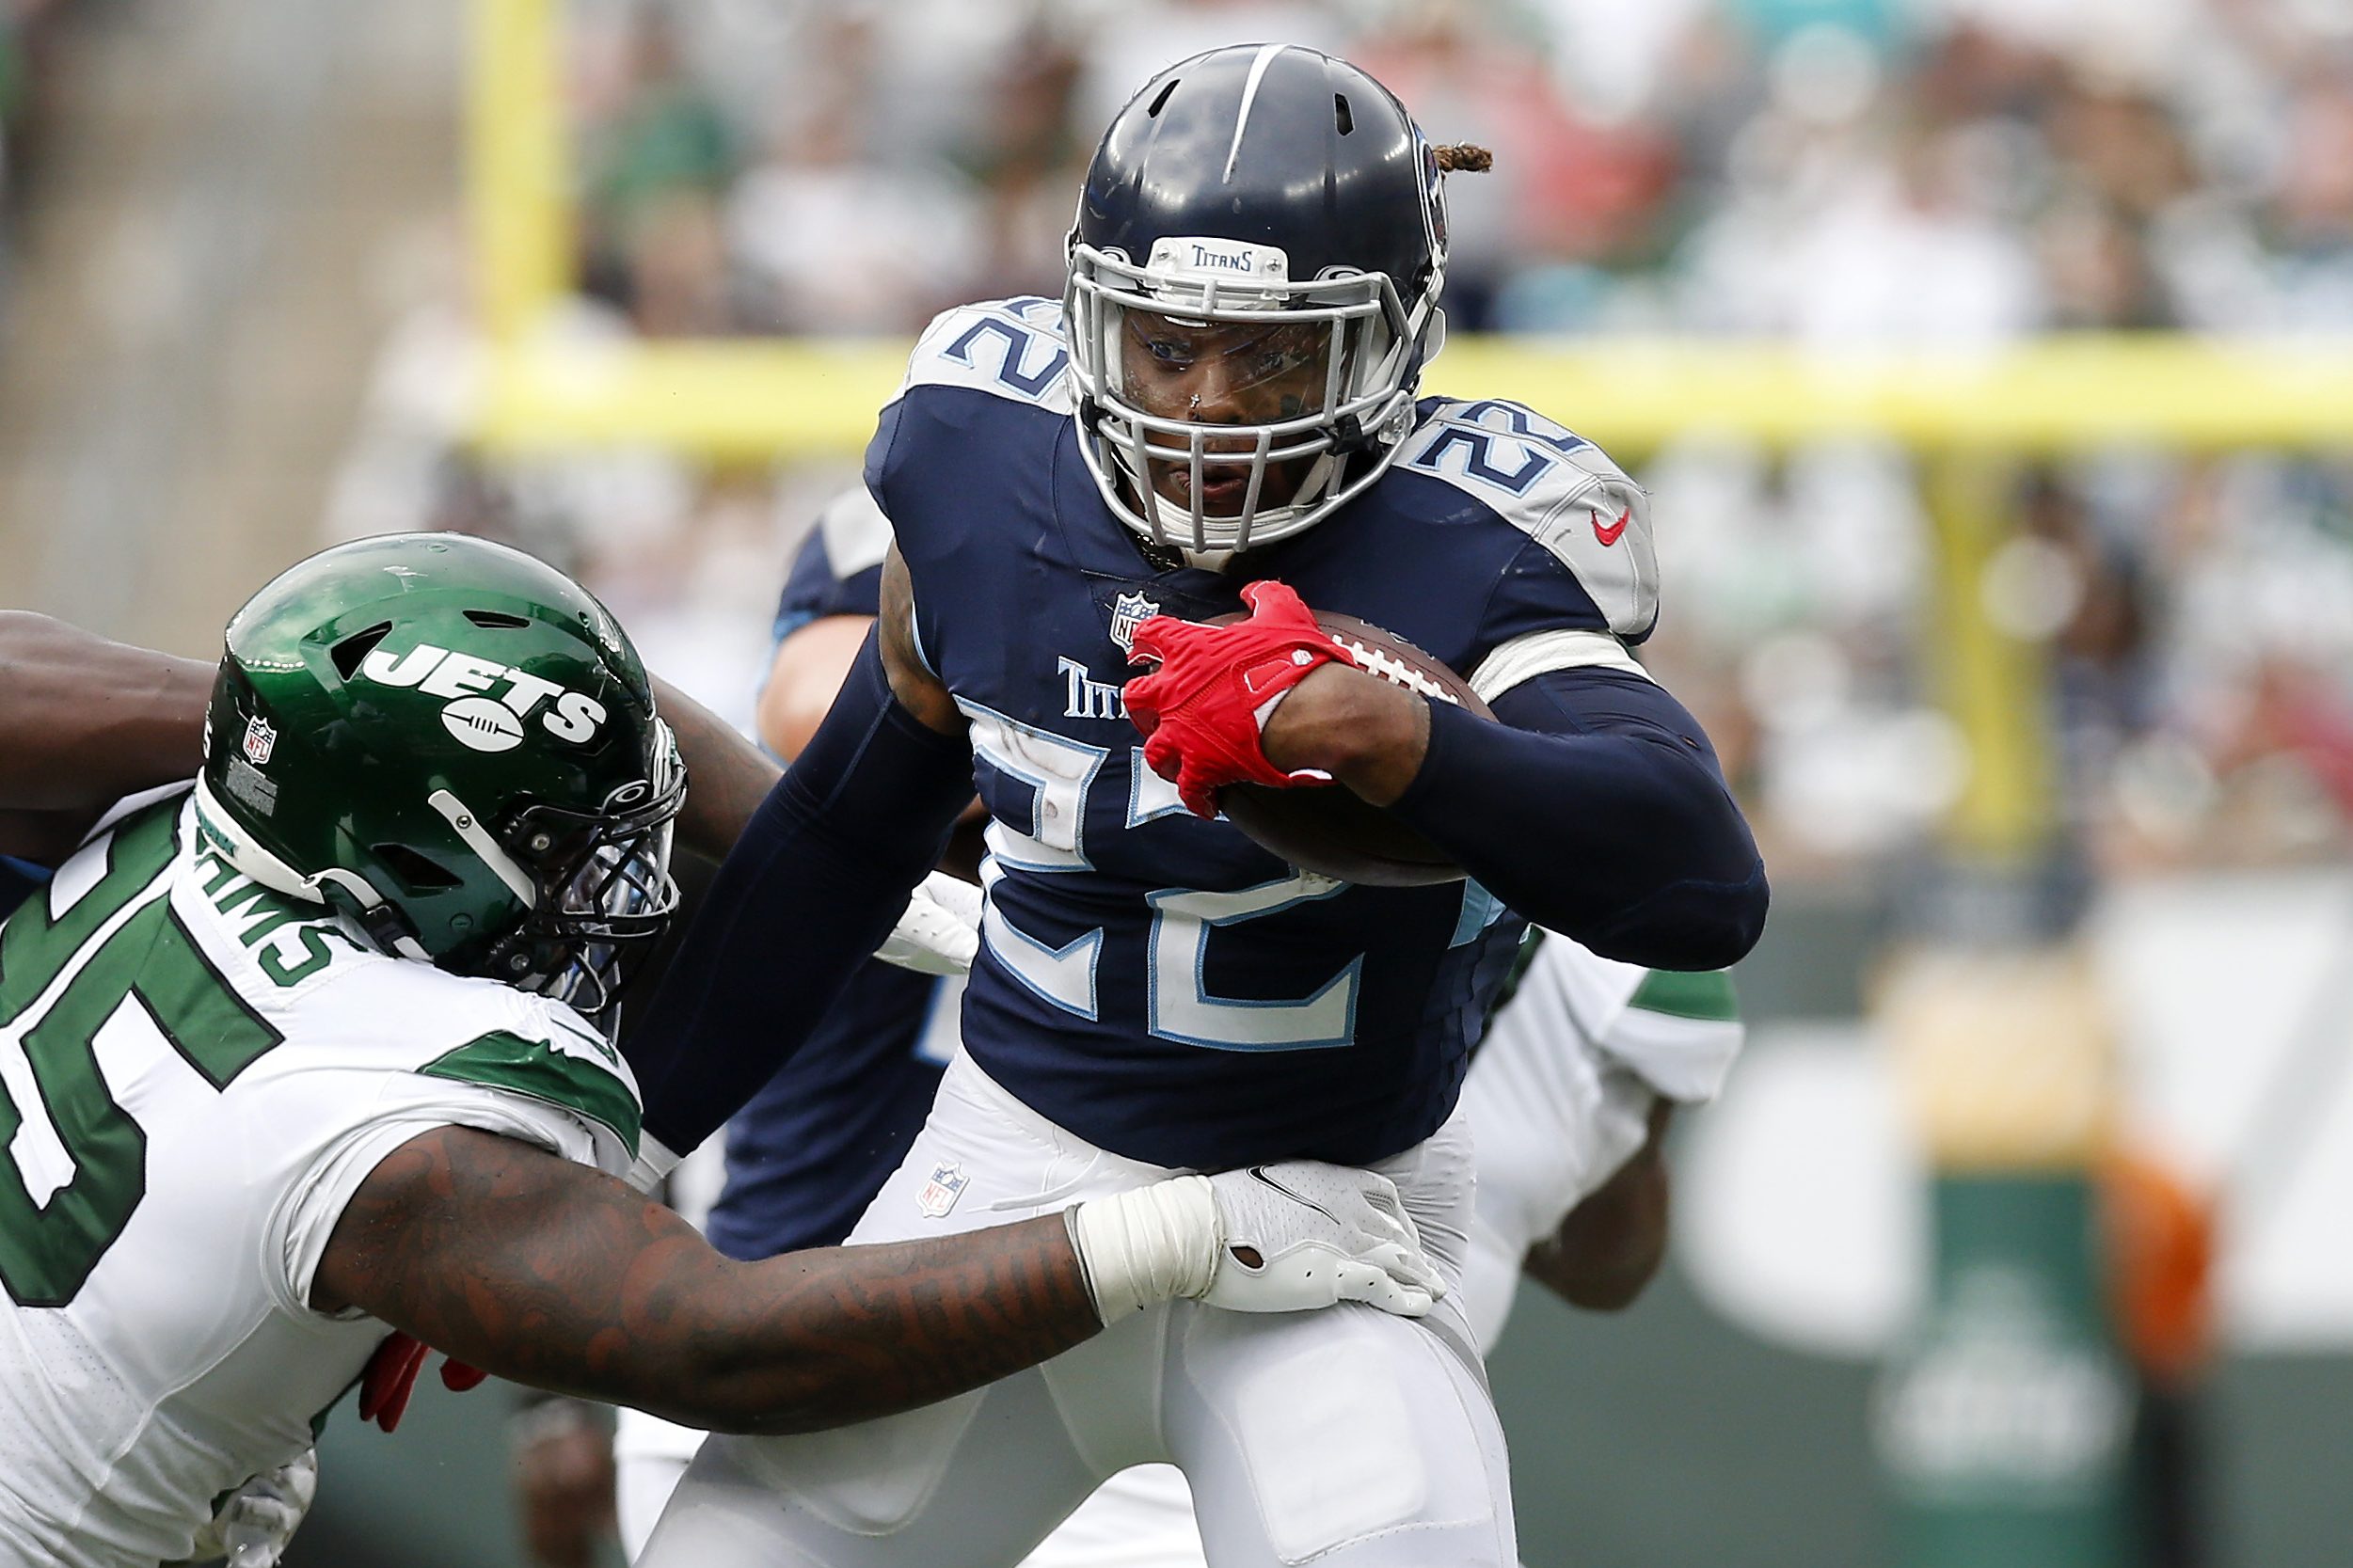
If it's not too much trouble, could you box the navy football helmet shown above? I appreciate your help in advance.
[1066,44,1449,556]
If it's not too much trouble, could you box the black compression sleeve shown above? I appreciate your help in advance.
[625,633,973,1153]
[1385,670,1768,970]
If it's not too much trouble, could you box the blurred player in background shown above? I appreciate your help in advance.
[622,46,1765,1566]
[0,538,1441,1568]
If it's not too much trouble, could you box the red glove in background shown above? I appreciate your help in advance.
[358,1331,488,1433]
[1123,579,1358,819]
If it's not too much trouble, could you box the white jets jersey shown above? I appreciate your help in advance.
[0,787,640,1568]
[1457,930,1744,1351]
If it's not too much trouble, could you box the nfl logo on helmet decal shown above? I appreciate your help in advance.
[241,716,278,767]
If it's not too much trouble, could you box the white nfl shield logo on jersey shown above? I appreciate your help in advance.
[241,716,278,767]
[1108,592,1160,654]
[916,1161,969,1219]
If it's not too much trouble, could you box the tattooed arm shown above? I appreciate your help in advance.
[311,1126,1103,1435]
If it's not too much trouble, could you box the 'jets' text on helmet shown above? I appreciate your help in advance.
[1066,43,1449,557]
[196,533,684,1014]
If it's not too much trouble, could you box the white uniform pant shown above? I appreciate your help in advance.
[638,1053,1516,1568]
[614,1408,705,1560]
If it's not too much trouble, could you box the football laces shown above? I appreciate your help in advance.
[1327,634,1461,706]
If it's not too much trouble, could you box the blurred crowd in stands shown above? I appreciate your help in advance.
[0,0,79,282]
[561,0,2353,341]
[18,0,2353,885]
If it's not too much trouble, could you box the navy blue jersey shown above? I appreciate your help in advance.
[866,296,1661,1169]
[771,485,892,644]
[0,856,47,921]
[706,959,958,1257]
[704,510,955,1257]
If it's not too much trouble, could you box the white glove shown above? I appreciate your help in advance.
[873,872,983,976]
[1066,1161,1443,1321]
[188,1449,317,1568]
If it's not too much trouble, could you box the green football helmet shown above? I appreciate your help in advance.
[196,532,684,1013]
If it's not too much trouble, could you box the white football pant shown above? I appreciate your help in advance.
[614,1409,703,1560]
[636,1053,1515,1568]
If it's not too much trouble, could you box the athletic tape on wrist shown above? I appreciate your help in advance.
[1065,1177,1218,1321]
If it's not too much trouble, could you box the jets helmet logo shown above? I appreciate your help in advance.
[358,642,609,748]
[439,696,527,753]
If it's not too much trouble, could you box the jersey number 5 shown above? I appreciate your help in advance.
[0,806,280,1307]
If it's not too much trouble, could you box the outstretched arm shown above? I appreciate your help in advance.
[312,1126,1439,1434]
[652,674,782,862]
[1521,1101,1674,1312]
[624,547,973,1161]
[313,1126,1099,1434]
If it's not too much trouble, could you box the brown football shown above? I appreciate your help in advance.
[1207,610,1493,887]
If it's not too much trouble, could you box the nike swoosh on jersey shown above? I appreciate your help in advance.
[1591,505,1630,546]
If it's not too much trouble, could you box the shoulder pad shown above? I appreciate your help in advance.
[414,1000,642,1159]
[899,296,1074,414]
[817,483,894,578]
[85,781,196,845]
[1396,399,1658,639]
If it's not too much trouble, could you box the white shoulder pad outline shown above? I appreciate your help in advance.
[900,296,1075,414]
[1396,399,1660,639]
[80,780,197,847]
[1469,628,1650,704]
[817,483,895,578]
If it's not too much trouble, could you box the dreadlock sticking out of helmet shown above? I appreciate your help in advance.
[195,533,684,1017]
[1065,45,1478,562]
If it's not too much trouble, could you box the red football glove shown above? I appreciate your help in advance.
[358,1331,487,1433]
[1122,579,1358,819]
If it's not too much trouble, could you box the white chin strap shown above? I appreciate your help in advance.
[192,776,433,960]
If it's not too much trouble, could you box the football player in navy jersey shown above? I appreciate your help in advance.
[625,43,1767,1568]
[604,491,1751,1567]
